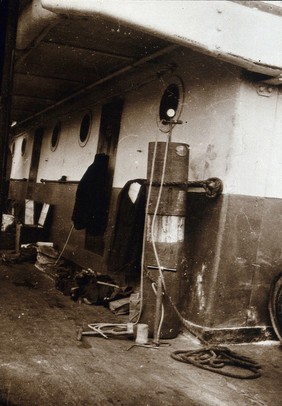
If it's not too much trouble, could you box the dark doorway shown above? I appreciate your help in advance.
[85,99,124,255]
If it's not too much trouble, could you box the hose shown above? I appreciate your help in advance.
[55,223,74,265]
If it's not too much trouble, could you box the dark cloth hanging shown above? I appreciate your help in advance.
[108,178,147,280]
[71,153,109,235]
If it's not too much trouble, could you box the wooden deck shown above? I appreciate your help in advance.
[0,259,281,406]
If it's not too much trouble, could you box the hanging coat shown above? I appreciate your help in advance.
[72,153,109,235]
[108,178,146,279]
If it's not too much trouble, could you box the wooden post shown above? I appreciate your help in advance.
[0,0,19,225]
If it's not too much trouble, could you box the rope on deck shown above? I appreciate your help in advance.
[171,347,262,379]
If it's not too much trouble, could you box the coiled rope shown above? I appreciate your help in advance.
[171,347,262,379]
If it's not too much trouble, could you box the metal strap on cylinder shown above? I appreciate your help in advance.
[147,177,223,198]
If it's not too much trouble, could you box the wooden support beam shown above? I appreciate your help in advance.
[0,0,19,225]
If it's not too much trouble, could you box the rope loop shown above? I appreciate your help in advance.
[171,347,262,379]
[202,177,223,198]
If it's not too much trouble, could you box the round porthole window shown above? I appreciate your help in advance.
[50,121,61,151]
[79,112,91,146]
[11,142,15,156]
[157,76,184,133]
[21,138,27,156]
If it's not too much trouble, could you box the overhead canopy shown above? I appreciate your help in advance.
[11,0,282,130]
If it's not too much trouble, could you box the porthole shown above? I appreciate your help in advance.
[11,142,15,156]
[50,121,61,151]
[157,76,184,133]
[21,138,27,156]
[159,84,180,121]
[79,112,91,147]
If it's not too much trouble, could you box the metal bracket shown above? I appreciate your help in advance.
[256,84,274,97]
[147,265,177,272]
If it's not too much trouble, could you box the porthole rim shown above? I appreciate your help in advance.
[50,120,61,152]
[78,111,92,147]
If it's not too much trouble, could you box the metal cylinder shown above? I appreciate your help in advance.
[141,141,189,339]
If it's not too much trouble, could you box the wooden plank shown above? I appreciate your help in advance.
[38,202,50,227]
[24,199,34,225]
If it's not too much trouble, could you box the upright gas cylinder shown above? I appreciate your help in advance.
[141,141,189,339]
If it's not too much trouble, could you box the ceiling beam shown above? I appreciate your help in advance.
[42,40,135,61]
[13,93,56,102]
[15,44,178,130]
[14,71,84,84]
